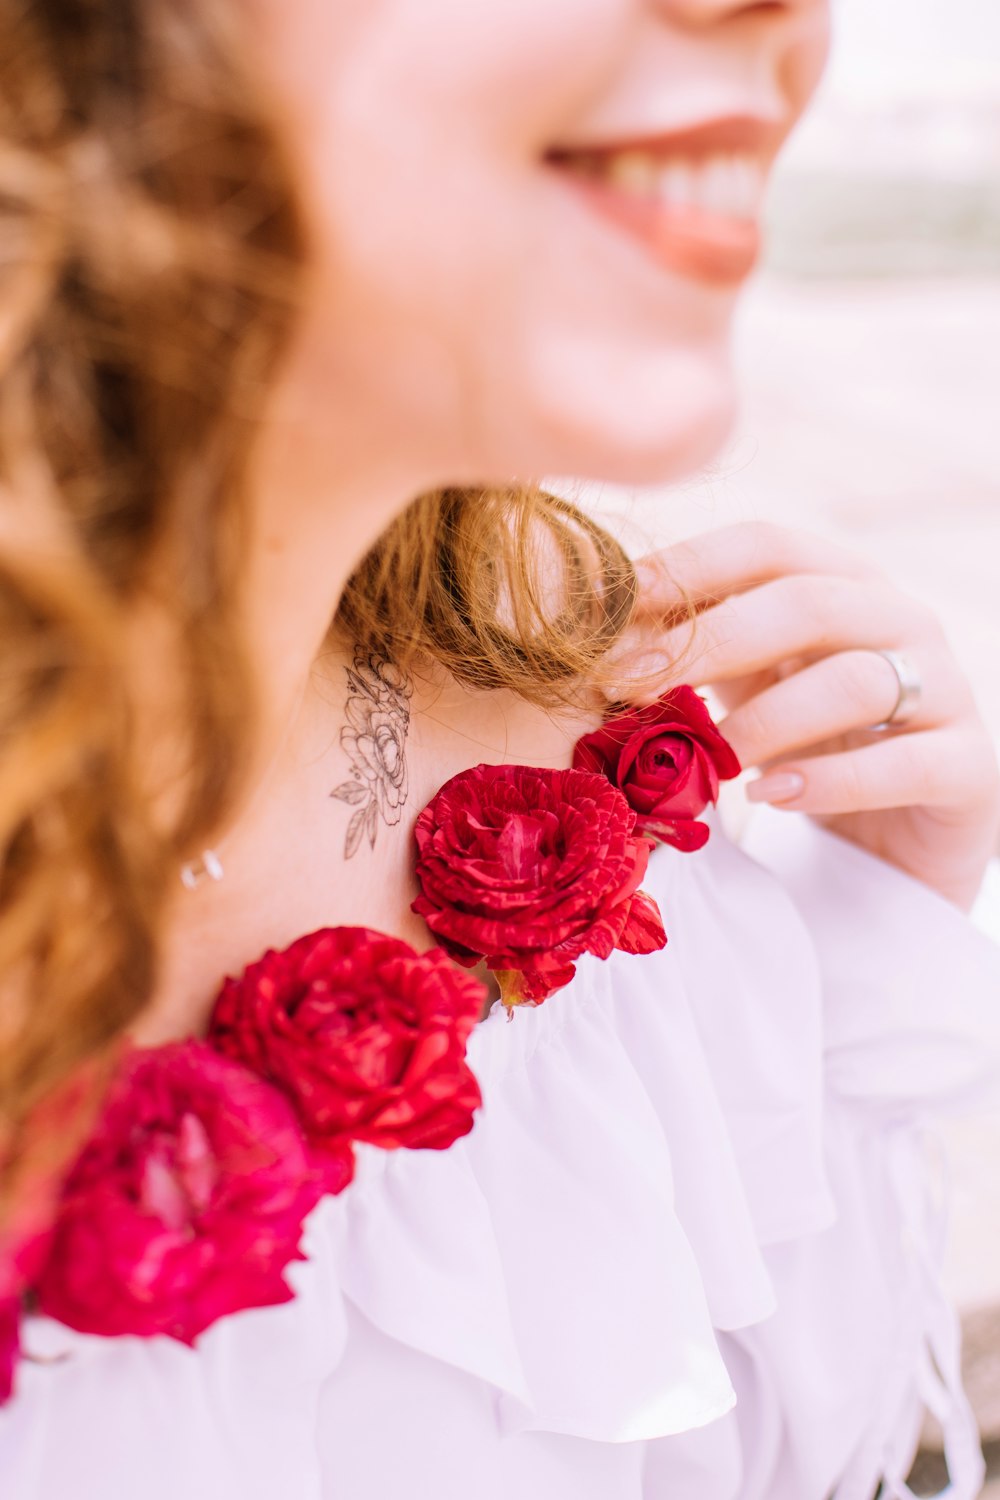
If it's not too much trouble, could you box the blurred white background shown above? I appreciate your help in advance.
[583,2,1000,1483]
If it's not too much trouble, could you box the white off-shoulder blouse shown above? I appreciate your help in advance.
[3,810,999,1500]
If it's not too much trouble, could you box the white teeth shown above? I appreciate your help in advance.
[735,158,765,218]
[695,156,733,214]
[588,150,765,220]
[658,161,695,210]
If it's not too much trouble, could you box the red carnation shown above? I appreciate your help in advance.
[573,686,741,853]
[209,927,484,1157]
[36,1043,325,1346]
[412,763,666,1007]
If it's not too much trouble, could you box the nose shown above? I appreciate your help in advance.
[659,0,814,20]
[645,0,832,138]
[654,0,831,97]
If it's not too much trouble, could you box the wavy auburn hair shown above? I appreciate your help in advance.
[0,2,635,1200]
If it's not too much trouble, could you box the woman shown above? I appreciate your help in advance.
[1,2,998,1497]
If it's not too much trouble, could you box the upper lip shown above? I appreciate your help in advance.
[547,114,787,163]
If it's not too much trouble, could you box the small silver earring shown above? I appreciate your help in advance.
[179,849,225,891]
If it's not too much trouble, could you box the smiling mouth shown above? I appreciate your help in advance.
[546,117,779,286]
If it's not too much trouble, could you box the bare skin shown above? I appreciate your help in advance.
[138,515,1000,1051]
[622,523,1000,910]
[136,650,597,1045]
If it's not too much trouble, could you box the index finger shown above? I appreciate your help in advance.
[632,521,885,618]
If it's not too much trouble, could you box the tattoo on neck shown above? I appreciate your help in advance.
[330,648,413,859]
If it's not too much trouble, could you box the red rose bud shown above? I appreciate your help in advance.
[210,927,484,1156]
[412,763,667,1007]
[37,1043,325,1346]
[573,686,741,853]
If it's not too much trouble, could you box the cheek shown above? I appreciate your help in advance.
[278,0,633,192]
[266,0,637,297]
[256,0,746,487]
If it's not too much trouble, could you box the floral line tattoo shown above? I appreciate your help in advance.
[331,648,413,859]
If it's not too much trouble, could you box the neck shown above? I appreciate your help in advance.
[231,314,465,843]
[136,631,597,1048]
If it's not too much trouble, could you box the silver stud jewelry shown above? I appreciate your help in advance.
[179,849,225,891]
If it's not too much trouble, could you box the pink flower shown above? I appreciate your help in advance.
[412,763,667,1006]
[0,1297,20,1405]
[36,1042,325,1346]
[210,927,484,1157]
[573,687,741,853]
[0,1057,111,1403]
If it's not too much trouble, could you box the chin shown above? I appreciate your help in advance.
[589,394,737,488]
[521,352,739,489]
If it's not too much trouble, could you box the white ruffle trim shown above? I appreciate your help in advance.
[5,815,998,1500]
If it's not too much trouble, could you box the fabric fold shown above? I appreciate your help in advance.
[4,811,997,1500]
[742,808,1000,1115]
[330,976,736,1443]
[6,1215,346,1500]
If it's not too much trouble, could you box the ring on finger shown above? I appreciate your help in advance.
[867,648,923,732]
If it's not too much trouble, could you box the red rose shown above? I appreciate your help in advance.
[573,686,741,853]
[412,763,666,1006]
[36,1043,325,1345]
[209,927,484,1155]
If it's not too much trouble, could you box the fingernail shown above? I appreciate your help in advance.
[746,771,806,805]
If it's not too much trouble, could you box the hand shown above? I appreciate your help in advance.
[620,522,1000,911]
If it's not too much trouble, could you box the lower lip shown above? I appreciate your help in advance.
[560,174,761,287]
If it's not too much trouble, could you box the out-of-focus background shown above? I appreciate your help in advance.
[583,1,1000,1490]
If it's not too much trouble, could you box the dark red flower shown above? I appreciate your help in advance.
[412,763,666,1006]
[36,1043,324,1346]
[209,927,484,1155]
[573,686,741,853]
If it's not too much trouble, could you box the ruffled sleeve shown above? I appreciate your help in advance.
[323,977,739,1445]
[0,1212,347,1500]
[736,807,1000,1500]
[4,810,997,1500]
[740,807,1000,1115]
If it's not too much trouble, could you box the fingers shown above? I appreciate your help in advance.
[719,646,973,769]
[620,524,1000,889]
[633,521,885,618]
[615,522,900,702]
[745,729,998,816]
[626,573,943,701]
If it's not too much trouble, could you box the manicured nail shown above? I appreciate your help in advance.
[746,771,806,805]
